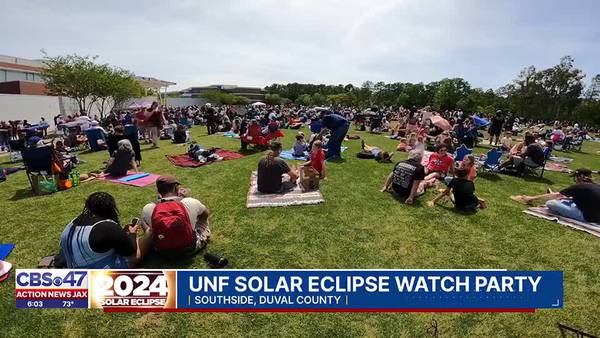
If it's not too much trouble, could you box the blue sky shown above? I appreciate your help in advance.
[2,0,599,90]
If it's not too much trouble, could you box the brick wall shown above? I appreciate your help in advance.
[0,81,48,95]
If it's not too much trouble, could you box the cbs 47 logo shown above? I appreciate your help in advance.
[93,271,169,297]
[16,270,87,287]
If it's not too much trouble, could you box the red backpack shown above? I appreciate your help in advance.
[150,200,195,251]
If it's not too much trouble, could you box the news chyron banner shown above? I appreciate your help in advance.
[16,269,563,312]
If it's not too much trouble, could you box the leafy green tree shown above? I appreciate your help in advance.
[311,93,327,106]
[584,74,600,100]
[295,94,313,106]
[264,93,282,105]
[42,53,144,118]
[573,100,600,126]
[42,54,102,113]
[432,78,471,111]
[503,56,584,119]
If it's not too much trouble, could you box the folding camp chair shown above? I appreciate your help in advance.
[85,129,107,152]
[523,156,547,180]
[566,136,583,152]
[454,144,472,162]
[477,149,503,173]
[8,139,24,163]
[21,146,55,195]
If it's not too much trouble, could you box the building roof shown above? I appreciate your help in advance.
[0,55,175,88]
[0,61,44,73]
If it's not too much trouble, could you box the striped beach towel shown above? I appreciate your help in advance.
[524,206,600,239]
[246,171,324,208]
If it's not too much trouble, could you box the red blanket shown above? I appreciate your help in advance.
[166,150,244,168]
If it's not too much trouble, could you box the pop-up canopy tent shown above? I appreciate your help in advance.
[251,102,266,107]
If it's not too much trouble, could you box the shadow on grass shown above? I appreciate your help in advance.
[238,147,266,156]
[389,191,425,207]
[438,204,478,216]
[141,252,198,269]
[522,175,554,185]
[496,170,555,185]
[78,149,106,155]
[478,172,503,181]
[326,158,347,164]
[10,188,39,201]
[140,146,161,153]
[141,248,227,269]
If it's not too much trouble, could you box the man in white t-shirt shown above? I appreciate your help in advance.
[137,175,211,260]
[76,113,92,131]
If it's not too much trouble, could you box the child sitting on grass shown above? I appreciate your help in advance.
[428,168,486,211]
[396,137,409,152]
[445,154,477,185]
[293,132,308,157]
[302,140,326,179]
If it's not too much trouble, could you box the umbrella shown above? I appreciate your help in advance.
[251,102,266,107]
[471,115,490,128]
[430,115,452,131]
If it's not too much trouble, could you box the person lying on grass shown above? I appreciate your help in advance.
[59,192,138,269]
[428,168,487,211]
[257,141,299,193]
[301,140,326,179]
[418,144,454,194]
[360,140,393,163]
[380,149,425,205]
[105,139,138,177]
[510,168,600,223]
[136,175,211,262]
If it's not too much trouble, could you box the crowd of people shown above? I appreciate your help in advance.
[3,101,599,269]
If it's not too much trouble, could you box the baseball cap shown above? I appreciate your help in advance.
[156,175,179,192]
[571,168,592,177]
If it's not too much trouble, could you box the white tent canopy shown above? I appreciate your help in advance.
[251,101,266,107]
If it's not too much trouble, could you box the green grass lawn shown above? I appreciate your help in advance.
[1,127,599,337]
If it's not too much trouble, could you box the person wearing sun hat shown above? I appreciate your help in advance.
[510,168,599,222]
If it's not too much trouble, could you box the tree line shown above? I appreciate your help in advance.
[42,54,144,118]
[265,56,600,126]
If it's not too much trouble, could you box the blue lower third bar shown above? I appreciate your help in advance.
[16,299,88,309]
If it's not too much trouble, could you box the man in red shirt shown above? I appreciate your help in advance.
[419,145,454,194]
[146,102,164,148]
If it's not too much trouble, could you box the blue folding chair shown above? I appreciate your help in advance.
[454,144,472,162]
[478,149,503,172]
[85,129,107,152]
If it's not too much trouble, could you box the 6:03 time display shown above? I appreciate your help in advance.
[26,300,44,308]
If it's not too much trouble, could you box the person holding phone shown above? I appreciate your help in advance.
[59,192,140,269]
